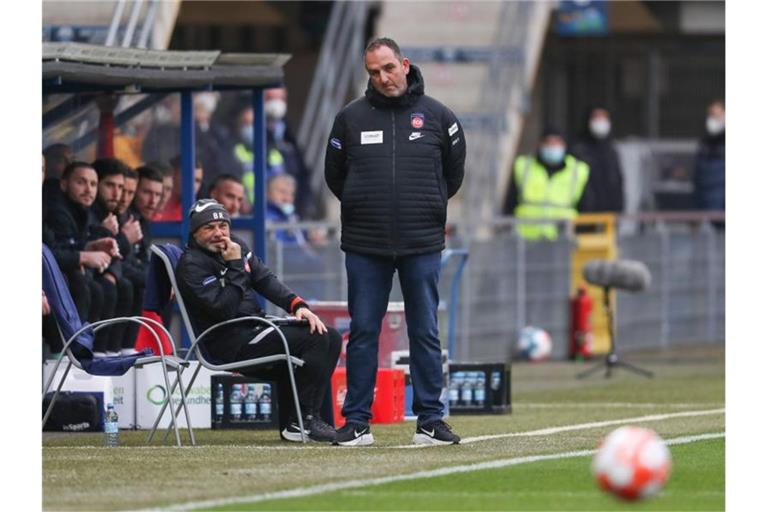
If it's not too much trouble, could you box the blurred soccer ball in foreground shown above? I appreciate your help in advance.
[517,326,552,361]
[592,426,671,501]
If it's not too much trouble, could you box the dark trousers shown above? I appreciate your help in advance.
[343,251,444,425]
[234,325,341,426]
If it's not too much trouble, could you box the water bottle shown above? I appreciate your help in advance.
[244,384,257,421]
[214,383,224,422]
[104,403,119,447]
[490,370,502,391]
[461,373,475,406]
[475,373,486,407]
[258,384,272,422]
[230,384,242,421]
[449,372,463,407]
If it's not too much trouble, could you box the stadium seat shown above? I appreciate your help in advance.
[41,244,194,446]
[146,244,309,444]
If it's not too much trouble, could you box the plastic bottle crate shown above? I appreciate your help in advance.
[210,375,279,430]
[331,368,405,427]
[447,363,511,415]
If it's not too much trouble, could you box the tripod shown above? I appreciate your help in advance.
[576,286,653,379]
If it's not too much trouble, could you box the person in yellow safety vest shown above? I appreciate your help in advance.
[503,127,591,241]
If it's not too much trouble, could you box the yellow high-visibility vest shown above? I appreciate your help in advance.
[513,154,590,240]
[235,143,284,203]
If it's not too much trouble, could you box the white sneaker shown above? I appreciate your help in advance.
[92,351,108,358]
[121,348,139,356]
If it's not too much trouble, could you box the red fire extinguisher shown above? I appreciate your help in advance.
[570,286,594,359]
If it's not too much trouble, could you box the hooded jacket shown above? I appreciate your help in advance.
[325,65,466,257]
[175,235,308,362]
[570,109,625,213]
[693,131,725,211]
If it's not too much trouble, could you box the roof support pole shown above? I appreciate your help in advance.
[180,91,195,246]
[251,88,267,308]
[105,0,127,47]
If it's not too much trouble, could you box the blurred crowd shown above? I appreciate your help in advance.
[503,100,725,239]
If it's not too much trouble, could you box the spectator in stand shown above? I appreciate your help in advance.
[44,161,122,356]
[570,106,625,213]
[209,174,246,217]
[232,89,315,219]
[693,100,725,227]
[155,156,204,221]
[503,126,591,240]
[141,96,181,165]
[266,173,308,246]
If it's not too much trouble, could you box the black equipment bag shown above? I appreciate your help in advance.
[42,391,102,432]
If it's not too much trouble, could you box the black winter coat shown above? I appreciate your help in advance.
[570,136,625,213]
[44,195,109,275]
[693,132,725,211]
[325,65,466,257]
[175,235,308,362]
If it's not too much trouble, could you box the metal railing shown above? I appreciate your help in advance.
[297,0,370,205]
[263,212,724,362]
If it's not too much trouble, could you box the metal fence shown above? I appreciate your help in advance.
[264,213,724,362]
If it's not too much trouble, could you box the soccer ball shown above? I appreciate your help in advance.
[592,426,672,501]
[516,326,552,361]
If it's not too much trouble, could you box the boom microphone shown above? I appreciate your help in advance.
[582,260,651,292]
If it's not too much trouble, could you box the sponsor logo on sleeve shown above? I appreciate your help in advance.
[330,138,342,150]
[448,122,459,137]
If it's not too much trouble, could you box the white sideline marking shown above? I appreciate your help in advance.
[155,432,724,511]
[390,407,725,449]
[514,402,724,409]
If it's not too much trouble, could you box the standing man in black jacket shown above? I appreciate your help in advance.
[325,38,466,446]
[176,199,341,443]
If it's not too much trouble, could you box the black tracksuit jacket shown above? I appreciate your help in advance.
[325,65,466,257]
[175,235,308,362]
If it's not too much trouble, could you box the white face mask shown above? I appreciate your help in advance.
[264,99,287,120]
[589,118,611,139]
[706,116,725,136]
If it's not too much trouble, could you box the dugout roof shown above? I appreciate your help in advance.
[43,42,290,94]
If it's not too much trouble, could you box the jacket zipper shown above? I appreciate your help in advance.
[391,110,398,257]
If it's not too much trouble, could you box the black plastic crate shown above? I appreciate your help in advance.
[210,375,279,429]
[447,363,511,415]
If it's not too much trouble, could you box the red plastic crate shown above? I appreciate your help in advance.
[331,368,405,427]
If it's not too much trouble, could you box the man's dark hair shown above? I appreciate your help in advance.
[92,157,130,181]
[146,160,173,177]
[136,165,164,184]
[170,155,202,170]
[123,167,138,181]
[61,161,94,181]
[364,37,403,61]
[208,173,242,195]
[214,173,242,186]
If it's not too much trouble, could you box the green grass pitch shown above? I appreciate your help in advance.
[43,344,724,511]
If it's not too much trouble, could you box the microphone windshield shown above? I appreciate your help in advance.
[582,260,651,292]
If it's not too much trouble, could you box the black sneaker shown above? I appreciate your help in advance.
[306,416,337,443]
[281,416,337,443]
[413,419,461,445]
[280,422,309,442]
[334,421,374,446]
